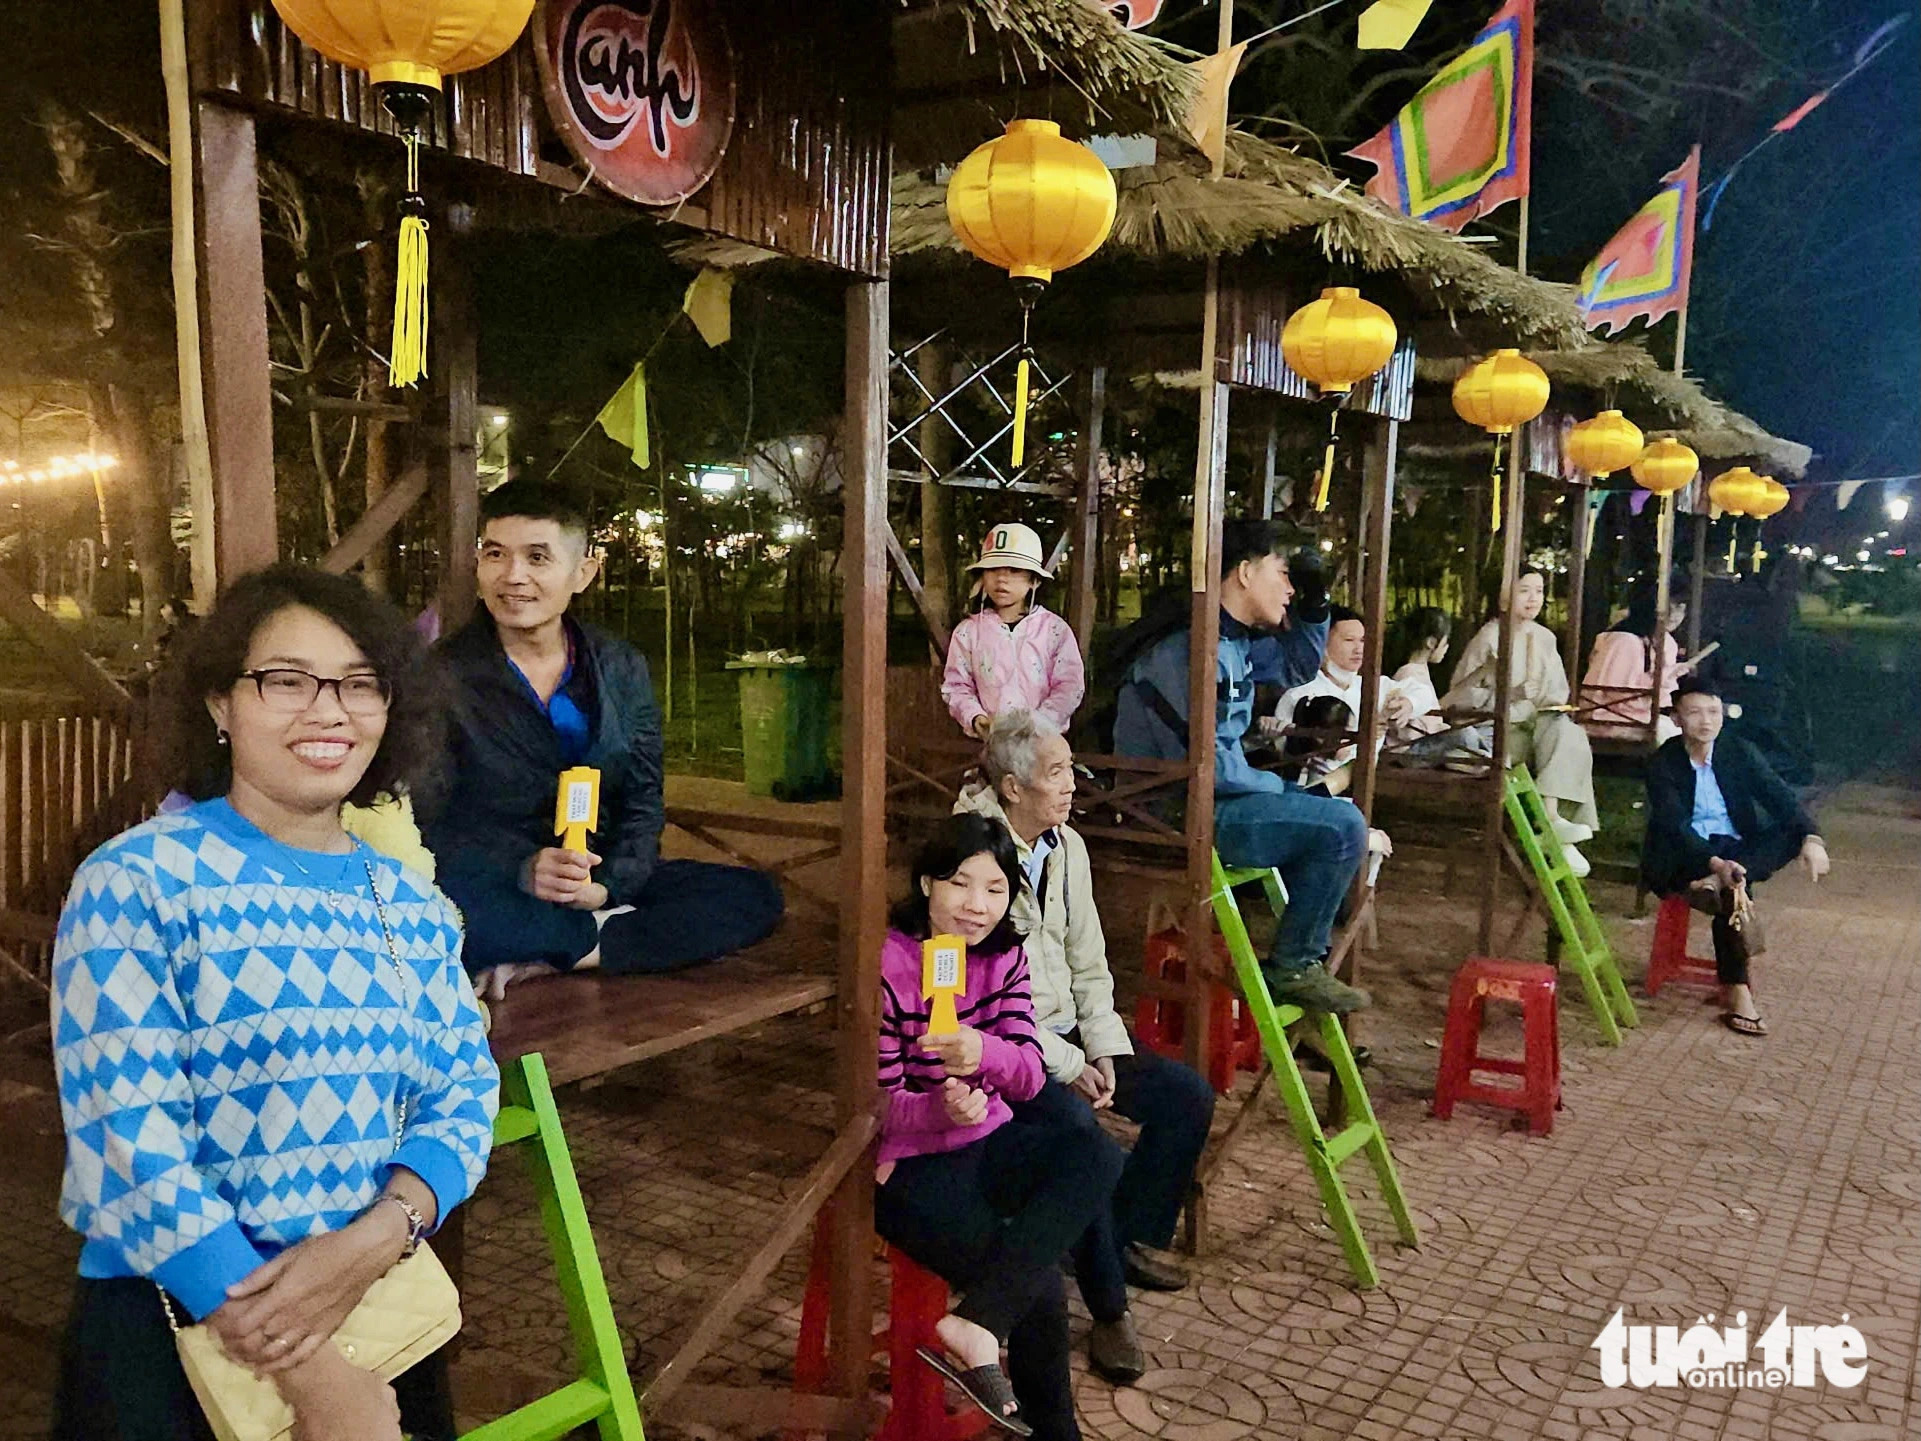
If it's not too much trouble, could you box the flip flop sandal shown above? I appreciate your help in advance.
[1721,1011,1768,1038]
[917,1346,1033,1437]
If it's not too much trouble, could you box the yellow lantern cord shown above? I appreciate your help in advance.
[1312,406,1341,511]
[389,130,430,388]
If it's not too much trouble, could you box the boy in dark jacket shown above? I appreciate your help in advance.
[1643,678,1829,1037]
[429,482,782,997]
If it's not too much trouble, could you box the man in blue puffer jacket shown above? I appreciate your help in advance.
[1114,520,1370,1013]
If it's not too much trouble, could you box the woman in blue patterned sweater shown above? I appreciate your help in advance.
[49,566,499,1441]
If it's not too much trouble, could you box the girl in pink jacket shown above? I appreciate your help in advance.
[942,523,1086,737]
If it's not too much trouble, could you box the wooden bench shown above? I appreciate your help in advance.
[485,953,836,1087]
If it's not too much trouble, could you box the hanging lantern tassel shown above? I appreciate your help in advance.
[1489,431,1506,534]
[1313,404,1342,511]
[1009,281,1042,468]
[389,128,430,388]
[1727,527,1739,573]
[1751,540,1765,573]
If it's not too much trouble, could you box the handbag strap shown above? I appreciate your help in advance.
[362,859,416,1148]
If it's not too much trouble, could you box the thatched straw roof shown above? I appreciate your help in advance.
[1415,346,1812,477]
[894,1,1198,164]
[892,131,1592,348]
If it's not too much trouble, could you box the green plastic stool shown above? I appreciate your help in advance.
[1210,853,1419,1289]
[461,1054,645,1441]
[1501,765,1639,1046]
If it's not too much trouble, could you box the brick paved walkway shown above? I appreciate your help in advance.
[1,781,1915,1439]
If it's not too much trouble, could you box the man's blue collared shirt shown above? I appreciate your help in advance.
[1689,747,1740,841]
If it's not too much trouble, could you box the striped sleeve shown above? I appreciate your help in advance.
[969,950,1045,1103]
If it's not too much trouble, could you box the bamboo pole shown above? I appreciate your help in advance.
[158,0,216,607]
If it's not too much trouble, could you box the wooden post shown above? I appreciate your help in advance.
[827,279,886,1417]
[1070,366,1106,655]
[1350,420,1397,827]
[1565,483,1592,680]
[1463,478,1489,628]
[1478,453,1525,954]
[192,102,277,583]
[436,210,479,632]
[915,342,955,640]
[1183,258,1228,1099]
[1686,504,1707,654]
[1260,405,1279,519]
[1645,489,1679,754]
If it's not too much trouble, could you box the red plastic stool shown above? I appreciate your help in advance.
[1134,926,1261,1094]
[1647,894,1720,995]
[1432,957,1562,1136]
[792,1211,989,1441]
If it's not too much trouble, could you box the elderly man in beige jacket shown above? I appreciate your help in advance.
[956,710,1217,1386]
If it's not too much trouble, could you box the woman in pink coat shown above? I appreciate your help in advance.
[942,523,1086,737]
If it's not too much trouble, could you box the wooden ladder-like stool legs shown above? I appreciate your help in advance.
[1209,853,1419,1289]
[462,1054,646,1441]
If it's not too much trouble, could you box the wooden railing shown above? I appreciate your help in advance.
[0,697,149,987]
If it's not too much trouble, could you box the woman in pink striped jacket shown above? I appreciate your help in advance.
[942,523,1086,737]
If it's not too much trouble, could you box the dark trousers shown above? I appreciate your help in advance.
[875,1117,1122,1441]
[442,855,784,976]
[1011,1047,1215,1323]
[52,1277,455,1441]
[1653,827,1802,985]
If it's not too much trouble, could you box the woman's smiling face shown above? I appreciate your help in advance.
[206,605,389,818]
[924,850,1012,946]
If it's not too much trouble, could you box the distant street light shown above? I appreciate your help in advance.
[1888,495,1910,523]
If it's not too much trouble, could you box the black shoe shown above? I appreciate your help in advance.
[1121,1242,1188,1292]
[1088,1315,1146,1385]
[1295,1041,1372,1073]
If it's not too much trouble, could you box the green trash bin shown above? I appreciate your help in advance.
[729,655,836,799]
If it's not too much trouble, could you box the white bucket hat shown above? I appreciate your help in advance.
[967,522,1052,578]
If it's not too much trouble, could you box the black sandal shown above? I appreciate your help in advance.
[1721,1011,1768,1038]
[916,1346,1033,1437]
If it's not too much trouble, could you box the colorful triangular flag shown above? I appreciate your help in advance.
[682,268,734,348]
[1183,41,1250,170]
[1578,147,1700,336]
[1358,0,1435,51]
[594,364,650,469]
[1346,0,1533,232]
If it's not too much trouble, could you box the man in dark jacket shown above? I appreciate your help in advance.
[429,482,782,997]
[1643,678,1829,1037]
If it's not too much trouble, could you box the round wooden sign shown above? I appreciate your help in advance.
[536,0,736,207]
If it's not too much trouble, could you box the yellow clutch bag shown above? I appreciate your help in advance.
[162,1244,461,1441]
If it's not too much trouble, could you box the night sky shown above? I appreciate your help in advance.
[1529,2,1921,499]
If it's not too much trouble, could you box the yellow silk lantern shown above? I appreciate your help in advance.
[1707,465,1768,516]
[1452,349,1550,533]
[1748,476,1789,519]
[947,119,1117,466]
[1630,438,1699,495]
[1281,287,1398,511]
[270,0,534,386]
[1565,410,1644,478]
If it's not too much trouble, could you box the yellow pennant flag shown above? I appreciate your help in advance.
[594,364,650,469]
[1182,41,1248,171]
[1357,0,1434,51]
[683,268,734,348]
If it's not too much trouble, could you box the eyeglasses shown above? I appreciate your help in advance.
[237,668,392,714]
